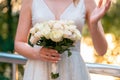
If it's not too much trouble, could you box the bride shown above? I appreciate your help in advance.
[14,0,111,80]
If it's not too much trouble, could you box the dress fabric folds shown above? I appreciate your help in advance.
[23,0,91,80]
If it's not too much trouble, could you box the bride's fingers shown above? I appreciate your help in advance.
[98,0,103,8]
[45,48,61,57]
[99,0,111,15]
[40,57,57,63]
[48,49,58,53]
[51,52,61,57]
[106,0,110,5]
[45,55,60,61]
[45,51,60,57]
[39,47,61,62]
[105,0,111,11]
[40,54,60,62]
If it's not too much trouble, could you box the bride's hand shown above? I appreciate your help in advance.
[90,0,111,25]
[39,47,61,63]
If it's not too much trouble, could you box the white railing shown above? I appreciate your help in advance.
[0,52,120,80]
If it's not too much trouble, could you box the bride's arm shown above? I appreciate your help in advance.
[14,0,60,62]
[85,0,111,56]
[14,0,40,59]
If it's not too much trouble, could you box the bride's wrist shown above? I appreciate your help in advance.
[32,47,42,60]
[89,21,98,28]
[89,21,101,34]
[89,20,102,30]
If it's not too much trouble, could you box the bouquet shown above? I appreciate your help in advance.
[28,20,81,79]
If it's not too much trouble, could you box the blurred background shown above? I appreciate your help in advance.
[0,0,120,80]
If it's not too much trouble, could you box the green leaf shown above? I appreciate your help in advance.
[68,50,72,57]
[28,33,33,47]
[51,72,59,79]
[34,37,74,56]
[54,46,61,52]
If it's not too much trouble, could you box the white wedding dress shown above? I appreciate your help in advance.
[23,0,91,80]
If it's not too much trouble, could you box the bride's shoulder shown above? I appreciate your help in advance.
[84,0,96,14]
[21,0,33,9]
[84,0,96,9]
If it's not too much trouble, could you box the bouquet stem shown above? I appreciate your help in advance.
[51,63,59,79]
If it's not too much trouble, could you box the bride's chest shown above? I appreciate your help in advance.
[32,0,86,31]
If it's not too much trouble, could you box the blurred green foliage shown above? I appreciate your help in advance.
[0,75,9,80]
[102,0,120,37]
[0,0,19,52]
[83,0,120,37]
[0,0,19,79]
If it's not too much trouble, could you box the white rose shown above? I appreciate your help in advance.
[30,23,42,34]
[49,30,63,42]
[73,29,81,40]
[30,27,36,34]
[30,36,38,44]
[30,23,45,34]
[63,24,69,30]
[48,20,56,28]
[64,25,77,31]
[52,22,64,30]
[69,25,77,30]
[67,20,74,25]
[63,30,72,39]
[40,24,51,39]
[69,33,77,41]
[33,32,42,44]
[34,31,42,39]
[37,24,44,31]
